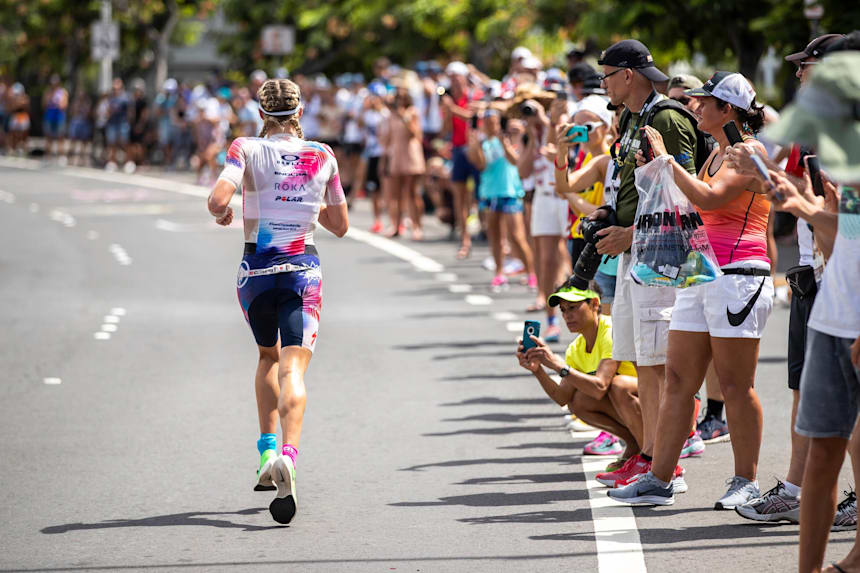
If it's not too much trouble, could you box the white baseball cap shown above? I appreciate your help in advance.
[512,46,532,61]
[573,95,614,127]
[685,71,756,112]
[445,61,469,77]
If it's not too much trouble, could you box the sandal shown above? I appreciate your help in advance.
[456,244,471,260]
[526,302,546,313]
[829,564,848,573]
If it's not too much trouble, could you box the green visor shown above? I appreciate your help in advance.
[547,286,600,308]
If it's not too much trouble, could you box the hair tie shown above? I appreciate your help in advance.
[262,107,300,117]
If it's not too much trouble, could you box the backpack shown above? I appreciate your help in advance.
[619,98,715,173]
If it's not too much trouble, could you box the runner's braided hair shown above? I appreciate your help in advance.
[257,79,303,139]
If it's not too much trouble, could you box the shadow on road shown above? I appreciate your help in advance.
[391,488,588,509]
[400,454,579,472]
[442,412,561,423]
[40,507,283,534]
[423,425,557,437]
[439,372,533,381]
[459,509,591,525]
[456,472,584,486]
[440,396,548,407]
[395,339,517,351]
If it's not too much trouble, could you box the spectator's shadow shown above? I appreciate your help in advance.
[41,507,284,534]
[391,488,587,509]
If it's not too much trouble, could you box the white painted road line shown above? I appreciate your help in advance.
[464,294,493,306]
[109,244,132,266]
[582,454,648,573]
[110,307,127,316]
[492,311,517,321]
[506,322,522,333]
[101,324,118,333]
[346,227,445,273]
[0,189,15,203]
[448,284,472,294]
[104,315,120,324]
[93,332,111,340]
[435,272,458,282]
[29,202,39,213]
[43,378,62,385]
[86,230,99,240]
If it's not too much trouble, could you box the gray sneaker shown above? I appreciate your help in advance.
[735,480,799,523]
[715,476,760,510]
[607,472,674,506]
[833,490,857,531]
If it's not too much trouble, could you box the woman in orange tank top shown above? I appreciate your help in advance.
[611,72,774,510]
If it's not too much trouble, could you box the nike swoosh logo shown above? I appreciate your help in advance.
[726,277,766,327]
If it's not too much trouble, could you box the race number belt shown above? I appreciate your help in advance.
[238,262,316,280]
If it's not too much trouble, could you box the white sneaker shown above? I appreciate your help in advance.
[715,476,760,510]
[105,161,118,172]
[566,415,593,432]
[269,455,297,524]
[123,160,136,174]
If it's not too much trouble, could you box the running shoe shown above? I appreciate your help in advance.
[715,476,760,510]
[604,458,628,473]
[735,479,800,523]
[584,432,624,456]
[596,454,651,488]
[490,275,509,292]
[833,490,858,532]
[697,414,730,444]
[617,464,686,491]
[269,455,298,524]
[527,273,538,290]
[565,415,593,432]
[680,432,705,458]
[607,472,674,506]
[544,324,561,343]
[254,449,278,492]
[369,220,384,234]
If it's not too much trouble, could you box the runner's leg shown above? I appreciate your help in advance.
[256,344,280,434]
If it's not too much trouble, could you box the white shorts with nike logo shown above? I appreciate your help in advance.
[669,261,774,339]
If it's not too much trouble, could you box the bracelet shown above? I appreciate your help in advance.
[554,157,568,171]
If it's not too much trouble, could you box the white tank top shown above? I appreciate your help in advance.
[217,133,346,255]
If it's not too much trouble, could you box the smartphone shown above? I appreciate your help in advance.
[500,116,508,131]
[750,153,784,202]
[804,154,825,197]
[722,121,744,146]
[639,127,653,162]
[522,321,541,350]
[566,125,588,143]
[471,114,479,130]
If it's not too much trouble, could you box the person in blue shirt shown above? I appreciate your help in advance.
[467,108,536,291]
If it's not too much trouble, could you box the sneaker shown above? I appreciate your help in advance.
[672,466,689,494]
[715,476,760,510]
[584,432,624,456]
[604,458,628,473]
[680,432,705,458]
[697,414,730,444]
[254,449,278,492]
[596,454,650,488]
[490,275,509,292]
[735,480,800,523]
[527,273,538,290]
[565,415,593,432]
[269,455,298,524]
[833,490,857,531]
[369,220,384,234]
[544,324,561,343]
[607,471,674,506]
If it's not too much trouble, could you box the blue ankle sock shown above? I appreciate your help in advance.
[547,315,558,326]
[257,433,277,455]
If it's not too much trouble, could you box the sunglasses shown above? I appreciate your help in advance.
[599,68,625,82]
[797,61,819,69]
[671,95,691,105]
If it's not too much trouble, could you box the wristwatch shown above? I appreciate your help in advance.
[558,366,570,378]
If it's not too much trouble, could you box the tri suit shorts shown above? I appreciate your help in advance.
[237,243,322,351]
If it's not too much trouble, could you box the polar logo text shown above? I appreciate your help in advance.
[274,196,303,202]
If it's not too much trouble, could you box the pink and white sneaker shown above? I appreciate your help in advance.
[584,431,624,456]
[490,275,509,292]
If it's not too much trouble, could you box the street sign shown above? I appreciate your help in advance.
[261,25,295,55]
[91,20,119,61]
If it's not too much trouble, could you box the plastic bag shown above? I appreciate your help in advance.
[629,155,721,288]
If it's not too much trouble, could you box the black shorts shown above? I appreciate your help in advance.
[788,289,817,390]
[366,156,381,193]
[343,142,362,155]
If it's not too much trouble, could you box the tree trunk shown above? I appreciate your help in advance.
[153,0,179,95]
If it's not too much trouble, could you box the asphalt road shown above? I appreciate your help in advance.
[0,159,854,572]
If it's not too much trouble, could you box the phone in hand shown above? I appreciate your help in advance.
[565,125,589,143]
[522,321,541,351]
[471,114,479,130]
[804,154,825,197]
[639,127,653,162]
[750,153,784,202]
[722,121,744,146]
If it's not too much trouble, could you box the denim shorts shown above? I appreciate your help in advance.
[451,145,481,184]
[795,328,860,439]
[105,122,129,145]
[594,270,616,303]
[479,196,522,214]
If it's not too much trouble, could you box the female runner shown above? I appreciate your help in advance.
[207,78,348,524]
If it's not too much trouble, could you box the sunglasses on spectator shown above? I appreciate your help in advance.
[599,69,625,82]
[797,61,819,69]
[671,95,691,105]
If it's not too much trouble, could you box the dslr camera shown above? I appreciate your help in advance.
[570,206,617,290]
[520,101,540,117]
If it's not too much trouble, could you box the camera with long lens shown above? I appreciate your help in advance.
[570,207,618,290]
[520,101,539,117]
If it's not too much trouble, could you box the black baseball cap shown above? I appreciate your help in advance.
[785,33,845,62]
[568,63,596,84]
[597,39,668,83]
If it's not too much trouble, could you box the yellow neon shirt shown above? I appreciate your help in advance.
[564,315,637,377]
[569,151,608,239]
